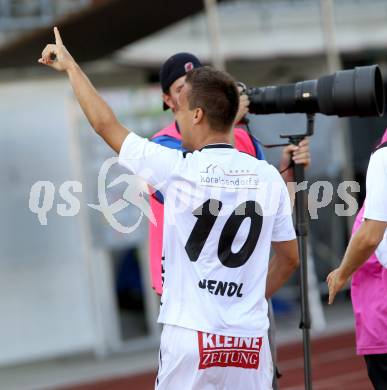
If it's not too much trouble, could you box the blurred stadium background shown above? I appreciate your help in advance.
[1,0,387,389]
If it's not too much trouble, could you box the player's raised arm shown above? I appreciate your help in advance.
[39,27,129,153]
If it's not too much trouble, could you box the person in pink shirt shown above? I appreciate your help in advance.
[328,129,387,389]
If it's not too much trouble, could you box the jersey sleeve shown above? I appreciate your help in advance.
[364,149,387,222]
[119,132,184,193]
[271,179,296,242]
[151,135,184,203]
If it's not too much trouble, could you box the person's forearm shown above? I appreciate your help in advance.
[40,27,128,153]
[265,254,298,298]
[66,63,118,134]
[338,226,382,279]
[281,168,295,184]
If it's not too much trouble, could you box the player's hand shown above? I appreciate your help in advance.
[326,268,348,305]
[38,27,75,72]
[234,86,250,124]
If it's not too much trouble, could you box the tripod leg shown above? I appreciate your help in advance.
[293,148,313,390]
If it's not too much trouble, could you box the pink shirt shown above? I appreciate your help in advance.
[351,129,387,355]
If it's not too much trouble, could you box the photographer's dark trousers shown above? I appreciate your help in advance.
[364,354,387,390]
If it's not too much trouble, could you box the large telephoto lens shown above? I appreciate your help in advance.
[247,65,384,117]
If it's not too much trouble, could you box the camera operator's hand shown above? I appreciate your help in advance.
[38,27,76,72]
[234,86,250,125]
[280,138,310,182]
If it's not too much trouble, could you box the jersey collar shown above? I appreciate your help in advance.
[200,143,234,151]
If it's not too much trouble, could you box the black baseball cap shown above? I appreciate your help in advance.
[160,52,202,110]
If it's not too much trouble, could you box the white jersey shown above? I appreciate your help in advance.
[119,132,296,338]
[364,146,387,267]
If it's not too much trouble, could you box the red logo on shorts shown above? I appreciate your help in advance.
[198,332,262,370]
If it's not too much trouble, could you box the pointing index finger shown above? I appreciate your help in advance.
[328,289,335,305]
[54,27,63,45]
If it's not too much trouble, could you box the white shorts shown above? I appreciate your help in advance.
[155,324,273,390]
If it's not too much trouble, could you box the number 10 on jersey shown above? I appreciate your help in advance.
[185,199,263,268]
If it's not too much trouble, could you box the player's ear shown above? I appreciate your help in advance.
[192,107,204,125]
[163,93,175,110]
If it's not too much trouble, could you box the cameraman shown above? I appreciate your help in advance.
[149,52,311,388]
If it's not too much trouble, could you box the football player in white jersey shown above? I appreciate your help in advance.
[40,28,299,389]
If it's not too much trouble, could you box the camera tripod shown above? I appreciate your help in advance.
[279,114,315,390]
[243,113,315,389]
